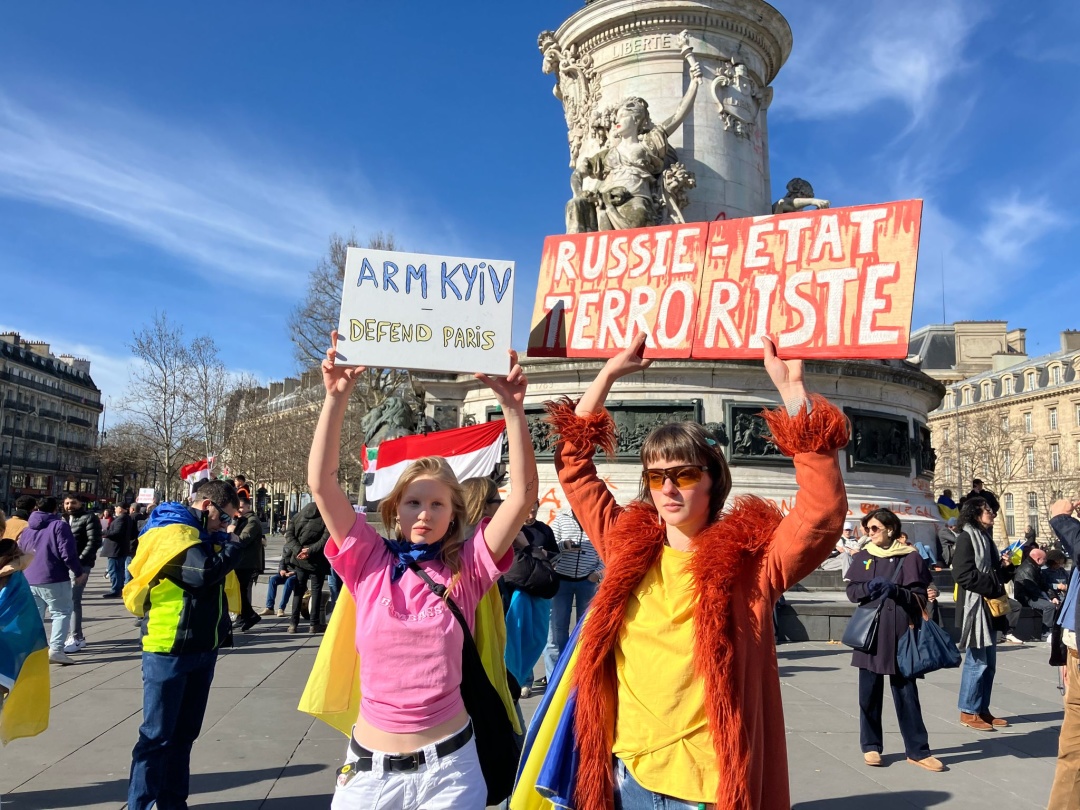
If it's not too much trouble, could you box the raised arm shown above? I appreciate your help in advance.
[307,330,367,547]
[660,59,702,134]
[550,333,654,559]
[758,337,850,594]
[476,351,539,560]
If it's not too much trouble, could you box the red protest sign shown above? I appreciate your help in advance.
[528,200,922,360]
[528,223,708,358]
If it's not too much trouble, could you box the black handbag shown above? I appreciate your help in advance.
[841,560,906,653]
[408,562,518,805]
[897,599,962,678]
[504,545,560,599]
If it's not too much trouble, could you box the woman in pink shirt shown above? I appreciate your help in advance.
[308,331,537,810]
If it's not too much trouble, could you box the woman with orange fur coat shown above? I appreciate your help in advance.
[539,333,849,810]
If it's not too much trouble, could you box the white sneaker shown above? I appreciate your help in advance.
[1042,633,1053,643]
[49,650,75,665]
[63,635,87,653]
[1004,633,1024,643]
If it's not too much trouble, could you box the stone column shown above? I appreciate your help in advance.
[543,0,792,225]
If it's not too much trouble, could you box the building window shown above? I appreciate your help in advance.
[1050,408,1059,431]
[1052,443,1061,472]
[1003,377,1014,395]
[1026,371,1037,391]
[944,458,952,480]
[962,387,973,405]
[1003,448,1011,471]
[1024,412,1032,432]
[959,423,968,442]
[1052,365,1063,385]
[943,426,950,444]
[1001,415,1009,432]
[1004,493,1015,536]
[982,381,992,400]
[1026,446,1036,473]
[1027,491,1039,536]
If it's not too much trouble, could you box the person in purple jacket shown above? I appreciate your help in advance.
[17,496,88,665]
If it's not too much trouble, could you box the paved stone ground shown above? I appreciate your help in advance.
[1,554,1067,809]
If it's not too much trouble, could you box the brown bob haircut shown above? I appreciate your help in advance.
[634,421,732,523]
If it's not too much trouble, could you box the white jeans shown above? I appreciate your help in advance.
[330,724,486,810]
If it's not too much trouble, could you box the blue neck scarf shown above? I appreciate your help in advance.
[383,537,445,582]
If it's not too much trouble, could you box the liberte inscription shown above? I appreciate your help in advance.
[612,35,675,58]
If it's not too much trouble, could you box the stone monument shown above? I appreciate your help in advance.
[415,0,946,546]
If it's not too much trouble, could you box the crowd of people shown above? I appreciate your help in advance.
[2,330,1080,810]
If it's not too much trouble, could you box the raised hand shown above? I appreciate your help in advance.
[602,330,653,381]
[762,335,807,403]
[476,350,528,411]
[321,330,365,397]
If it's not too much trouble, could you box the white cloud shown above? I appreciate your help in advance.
[772,0,985,125]
[0,88,385,288]
[978,195,1065,263]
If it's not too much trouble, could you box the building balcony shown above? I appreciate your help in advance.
[1,399,33,413]
[39,408,64,421]
[1,427,23,438]
[66,416,92,428]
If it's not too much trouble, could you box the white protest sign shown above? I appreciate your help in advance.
[136,487,155,505]
[336,248,516,375]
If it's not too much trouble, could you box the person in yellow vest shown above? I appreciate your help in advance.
[125,480,242,810]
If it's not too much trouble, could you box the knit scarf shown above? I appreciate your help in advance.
[382,537,444,582]
[571,498,783,810]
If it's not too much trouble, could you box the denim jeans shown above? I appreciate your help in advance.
[124,555,135,585]
[70,569,87,637]
[958,643,997,714]
[129,650,218,810]
[614,757,706,809]
[106,557,125,594]
[30,580,74,653]
[544,577,597,680]
[914,542,939,565]
[265,573,297,609]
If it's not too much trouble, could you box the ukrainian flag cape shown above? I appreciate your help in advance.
[123,503,241,617]
[510,615,588,810]
[299,578,521,735]
[0,571,50,744]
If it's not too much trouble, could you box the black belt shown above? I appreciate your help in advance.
[348,723,473,772]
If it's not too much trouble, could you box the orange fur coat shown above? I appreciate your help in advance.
[545,396,849,810]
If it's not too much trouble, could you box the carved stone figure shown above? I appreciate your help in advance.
[539,31,600,169]
[566,42,702,232]
[361,395,416,446]
[730,411,782,459]
[711,57,764,138]
[773,178,831,215]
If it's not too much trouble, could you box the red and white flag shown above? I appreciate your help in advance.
[180,457,215,490]
[366,420,506,501]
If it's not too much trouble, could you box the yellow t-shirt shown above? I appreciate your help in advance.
[612,545,716,803]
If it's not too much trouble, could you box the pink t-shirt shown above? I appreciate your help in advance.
[326,514,512,733]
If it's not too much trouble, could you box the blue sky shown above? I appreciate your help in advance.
[1,0,1077,420]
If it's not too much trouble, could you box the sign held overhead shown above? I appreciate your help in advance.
[337,248,516,375]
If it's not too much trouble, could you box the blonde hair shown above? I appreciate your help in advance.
[461,477,498,528]
[379,456,468,577]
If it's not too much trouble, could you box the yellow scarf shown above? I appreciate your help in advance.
[864,539,917,558]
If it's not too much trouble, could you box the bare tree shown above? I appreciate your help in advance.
[286,231,417,412]
[186,335,232,465]
[123,313,196,502]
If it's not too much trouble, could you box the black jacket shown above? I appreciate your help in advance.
[283,503,331,574]
[101,513,134,559]
[1013,558,1051,605]
[68,508,102,567]
[233,514,266,572]
[846,551,931,675]
[965,489,1000,514]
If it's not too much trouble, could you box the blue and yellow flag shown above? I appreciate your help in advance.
[123,503,240,618]
[510,615,588,810]
[0,571,50,745]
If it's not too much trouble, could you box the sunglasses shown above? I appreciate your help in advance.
[211,502,234,524]
[641,465,709,490]
[866,525,885,534]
